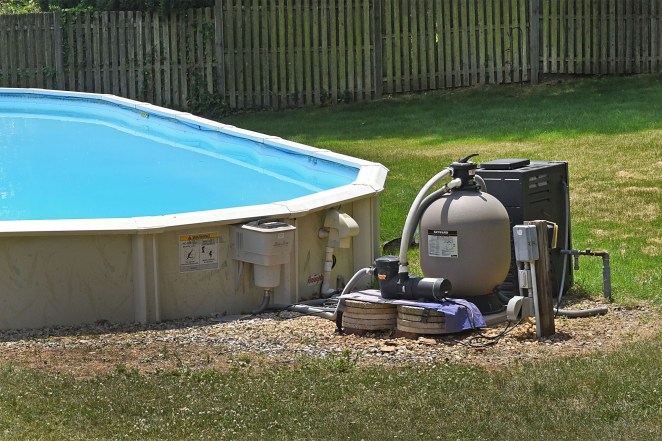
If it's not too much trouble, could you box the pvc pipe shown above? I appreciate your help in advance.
[320,246,336,297]
[398,168,455,273]
[600,252,612,301]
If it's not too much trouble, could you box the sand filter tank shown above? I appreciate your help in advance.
[418,156,511,313]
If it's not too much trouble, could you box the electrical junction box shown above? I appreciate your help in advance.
[231,221,296,266]
[513,225,539,262]
[476,159,573,299]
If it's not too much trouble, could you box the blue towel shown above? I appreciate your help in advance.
[340,290,486,332]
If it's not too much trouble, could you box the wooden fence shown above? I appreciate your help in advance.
[539,0,662,75]
[1,0,662,111]
[0,12,63,91]
[61,8,216,109]
[0,8,216,108]
[218,0,379,108]
[382,0,530,94]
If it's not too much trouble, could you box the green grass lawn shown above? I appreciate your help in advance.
[1,333,661,440]
[1,74,660,439]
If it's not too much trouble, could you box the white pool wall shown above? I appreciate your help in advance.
[0,89,387,330]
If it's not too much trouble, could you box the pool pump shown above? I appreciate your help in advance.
[375,255,451,301]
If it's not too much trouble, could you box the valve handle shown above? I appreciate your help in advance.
[457,153,479,163]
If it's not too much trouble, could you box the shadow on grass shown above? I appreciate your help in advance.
[224,74,662,146]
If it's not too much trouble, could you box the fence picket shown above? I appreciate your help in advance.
[143,12,152,101]
[0,17,6,86]
[363,0,371,99]
[599,0,606,73]
[153,13,163,105]
[502,0,511,82]
[393,0,402,93]
[25,16,34,87]
[10,15,17,86]
[136,12,143,99]
[493,0,502,83]
[321,0,330,101]
[467,0,476,84]
[410,0,419,90]
[567,0,574,73]
[608,0,615,73]
[519,0,528,81]
[14,16,22,86]
[277,0,286,107]
[33,14,43,88]
[485,0,493,83]
[329,0,338,102]
[313,0,322,103]
[304,0,313,104]
[259,0,269,105]
[402,0,411,91]
[250,1,260,107]
[434,0,443,87]
[657,0,660,71]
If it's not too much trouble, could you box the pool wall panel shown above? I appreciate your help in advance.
[0,235,134,329]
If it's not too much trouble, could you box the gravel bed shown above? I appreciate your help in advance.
[0,297,658,378]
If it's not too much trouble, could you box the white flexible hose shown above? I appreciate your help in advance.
[398,168,458,273]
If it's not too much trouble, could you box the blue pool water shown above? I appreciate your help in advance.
[0,93,358,221]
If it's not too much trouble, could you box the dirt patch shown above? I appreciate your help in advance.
[642,238,662,257]
[0,296,658,378]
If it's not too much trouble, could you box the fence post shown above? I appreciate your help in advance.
[53,11,66,90]
[529,0,540,84]
[373,0,383,99]
[214,0,226,102]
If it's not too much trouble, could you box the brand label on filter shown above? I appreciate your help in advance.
[427,230,458,258]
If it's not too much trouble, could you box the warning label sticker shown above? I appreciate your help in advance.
[179,232,219,272]
[427,230,458,258]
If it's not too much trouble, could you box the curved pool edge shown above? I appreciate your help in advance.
[0,88,388,235]
[0,169,387,236]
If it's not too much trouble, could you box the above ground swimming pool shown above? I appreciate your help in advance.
[0,89,387,330]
